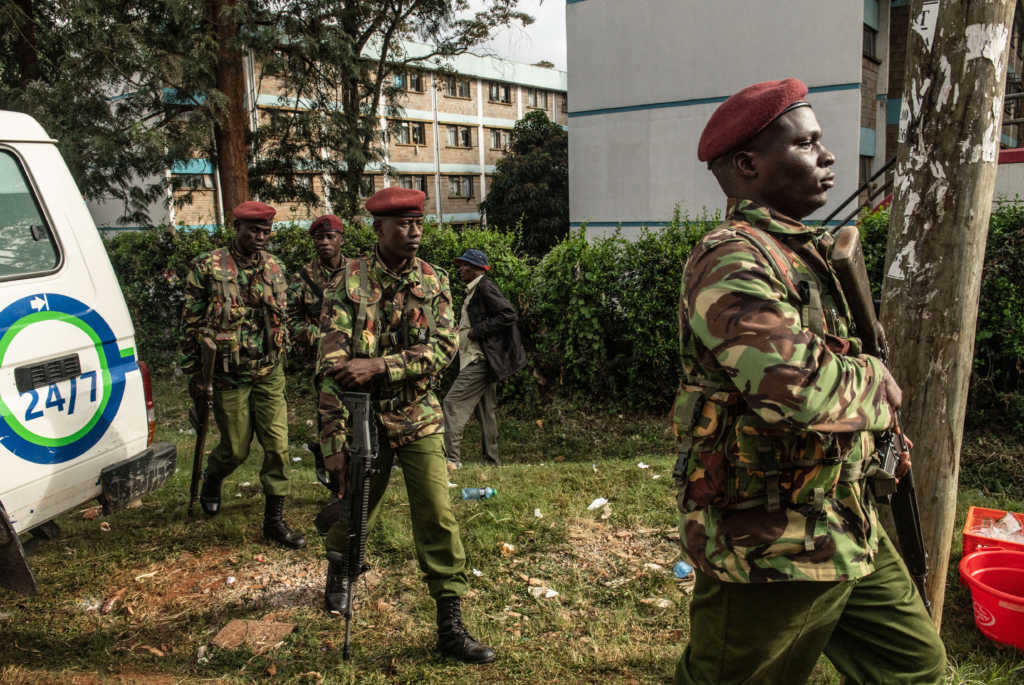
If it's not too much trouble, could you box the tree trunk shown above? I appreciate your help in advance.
[12,0,40,85]
[208,0,249,218]
[882,0,1016,628]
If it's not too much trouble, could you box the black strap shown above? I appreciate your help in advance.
[299,268,324,309]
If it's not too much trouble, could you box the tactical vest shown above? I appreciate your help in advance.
[672,225,874,524]
[205,248,288,372]
[343,255,442,407]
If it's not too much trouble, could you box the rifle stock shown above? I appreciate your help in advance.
[313,392,378,660]
[187,337,218,517]
[831,225,931,613]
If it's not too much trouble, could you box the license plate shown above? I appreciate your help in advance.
[100,442,177,509]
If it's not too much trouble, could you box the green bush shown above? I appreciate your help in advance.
[527,207,716,409]
[103,202,1024,427]
[857,204,1024,429]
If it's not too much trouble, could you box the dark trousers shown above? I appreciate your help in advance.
[442,359,499,465]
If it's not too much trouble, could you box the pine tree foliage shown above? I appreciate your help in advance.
[480,108,568,256]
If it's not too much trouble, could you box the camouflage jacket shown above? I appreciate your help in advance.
[317,249,456,452]
[287,256,345,365]
[672,198,895,584]
[180,243,289,387]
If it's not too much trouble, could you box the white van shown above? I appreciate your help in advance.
[0,111,176,594]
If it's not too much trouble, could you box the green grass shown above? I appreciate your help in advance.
[0,372,1022,683]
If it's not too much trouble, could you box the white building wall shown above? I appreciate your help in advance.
[568,0,865,237]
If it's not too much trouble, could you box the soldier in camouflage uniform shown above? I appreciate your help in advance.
[287,214,346,366]
[672,79,944,684]
[317,186,495,664]
[181,200,306,550]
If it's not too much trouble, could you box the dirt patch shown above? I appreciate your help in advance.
[69,546,324,624]
[0,666,200,684]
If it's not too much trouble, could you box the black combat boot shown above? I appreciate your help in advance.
[436,596,496,664]
[262,495,307,549]
[199,473,222,516]
[324,551,350,614]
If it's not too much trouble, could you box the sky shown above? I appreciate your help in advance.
[465,0,568,71]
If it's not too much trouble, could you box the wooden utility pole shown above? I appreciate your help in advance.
[882,0,1016,626]
[208,0,250,217]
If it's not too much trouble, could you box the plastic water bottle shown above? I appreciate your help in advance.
[461,487,497,500]
[674,560,694,579]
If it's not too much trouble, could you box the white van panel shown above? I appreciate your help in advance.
[0,137,148,534]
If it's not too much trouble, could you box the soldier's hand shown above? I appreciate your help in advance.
[324,449,349,499]
[335,358,386,387]
[188,374,206,403]
[894,429,914,481]
[881,366,903,414]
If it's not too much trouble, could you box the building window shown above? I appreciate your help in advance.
[488,81,511,104]
[448,175,474,199]
[526,88,548,109]
[1014,13,1024,59]
[392,72,424,92]
[444,76,471,99]
[489,128,510,150]
[358,175,375,198]
[863,25,878,60]
[447,125,473,148]
[292,174,314,200]
[858,156,874,189]
[399,174,429,197]
[561,94,568,113]
[394,120,426,145]
[172,173,214,190]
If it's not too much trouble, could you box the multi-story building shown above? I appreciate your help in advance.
[89,43,567,230]
[567,0,1024,238]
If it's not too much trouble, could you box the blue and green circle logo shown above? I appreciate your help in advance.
[0,294,136,464]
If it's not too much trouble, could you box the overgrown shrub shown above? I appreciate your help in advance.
[857,204,1024,429]
[527,207,717,409]
[103,202,1024,426]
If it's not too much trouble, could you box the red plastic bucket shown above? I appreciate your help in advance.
[959,549,1024,650]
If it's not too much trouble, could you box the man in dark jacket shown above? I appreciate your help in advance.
[443,249,526,469]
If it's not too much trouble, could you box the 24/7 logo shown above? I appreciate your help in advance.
[0,294,136,464]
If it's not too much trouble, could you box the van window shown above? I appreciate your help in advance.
[0,150,59,278]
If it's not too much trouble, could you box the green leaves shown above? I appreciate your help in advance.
[480,110,568,257]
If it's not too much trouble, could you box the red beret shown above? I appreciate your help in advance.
[309,214,344,235]
[697,78,810,163]
[365,187,425,217]
[232,200,276,223]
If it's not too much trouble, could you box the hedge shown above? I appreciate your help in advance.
[104,204,1024,426]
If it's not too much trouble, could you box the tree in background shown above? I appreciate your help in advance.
[480,109,568,257]
[0,1,529,225]
[246,0,531,219]
[0,0,219,224]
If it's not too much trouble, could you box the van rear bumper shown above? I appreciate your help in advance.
[99,441,177,511]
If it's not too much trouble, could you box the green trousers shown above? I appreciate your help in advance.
[675,529,946,685]
[326,432,468,599]
[207,363,290,497]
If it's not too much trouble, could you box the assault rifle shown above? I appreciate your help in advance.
[313,392,378,659]
[831,225,931,614]
[187,337,218,517]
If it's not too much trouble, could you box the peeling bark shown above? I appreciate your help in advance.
[883,0,1016,627]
